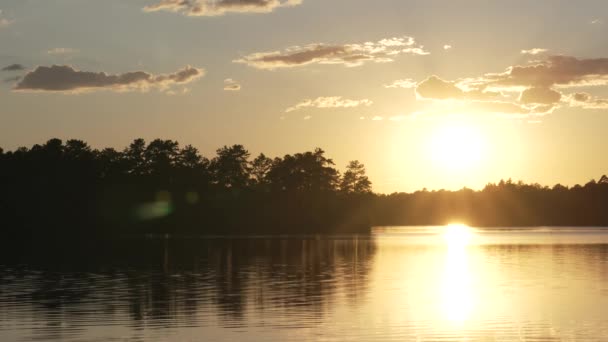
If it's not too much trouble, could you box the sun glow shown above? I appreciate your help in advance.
[443,223,473,246]
[428,124,485,171]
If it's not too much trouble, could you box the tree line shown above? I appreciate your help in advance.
[1,138,608,239]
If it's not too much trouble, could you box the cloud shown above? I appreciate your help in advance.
[519,87,561,104]
[143,0,301,17]
[14,65,204,93]
[416,76,465,99]
[521,48,547,55]
[47,48,79,55]
[443,45,452,50]
[223,78,241,91]
[409,55,608,116]
[371,116,383,121]
[384,78,417,89]
[416,76,498,101]
[285,96,373,112]
[303,115,312,120]
[2,63,25,71]
[412,75,558,116]
[567,92,608,109]
[481,55,608,89]
[591,19,602,25]
[471,100,548,116]
[234,36,429,69]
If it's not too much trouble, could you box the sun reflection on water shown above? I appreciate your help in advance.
[441,224,475,324]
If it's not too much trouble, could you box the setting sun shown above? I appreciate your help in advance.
[443,223,473,246]
[428,124,486,171]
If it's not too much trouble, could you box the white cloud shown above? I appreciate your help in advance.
[443,44,452,50]
[384,78,417,89]
[285,96,373,112]
[521,48,547,55]
[223,78,241,91]
[143,0,302,17]
[371,116,383,121]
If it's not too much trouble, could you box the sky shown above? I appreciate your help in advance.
[1,0,608,193]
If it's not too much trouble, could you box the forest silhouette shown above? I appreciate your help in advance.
[2,138,608,239]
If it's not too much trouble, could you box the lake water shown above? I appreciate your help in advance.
[2,226,608,341]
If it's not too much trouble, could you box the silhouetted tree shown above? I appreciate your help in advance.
[145,139,180,178]
[250,153,273,189]
[340,160,371,194]
[210,145,251,189]
[3,137,608,238]
[267,148,339,193]
[125,138,147,176]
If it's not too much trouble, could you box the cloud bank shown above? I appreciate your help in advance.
[403,55,608,116]
[235,36,429,69]
[286,96,373,112]
[13,65,204,93]
[144,0,301,16]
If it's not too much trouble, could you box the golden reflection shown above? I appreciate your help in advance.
[441,224,474,323]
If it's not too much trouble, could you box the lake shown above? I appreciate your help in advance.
[1,226,608,341]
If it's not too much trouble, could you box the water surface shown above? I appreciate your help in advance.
[1,227,608,341]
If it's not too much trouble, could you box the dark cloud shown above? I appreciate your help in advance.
[573,92,591,102]
[2,63,25,71]
[482,55,608,89]
[416,76,498,101]
[234,37,428,69]
[144,0,301,16]
[14,65,204,93]
[416,76,464,99]
[412,76,555,116]
[519,87,561,104]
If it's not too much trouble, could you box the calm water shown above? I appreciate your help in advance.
[2,227,608,341]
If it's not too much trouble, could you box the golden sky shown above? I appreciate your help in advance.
[1,0,608,192]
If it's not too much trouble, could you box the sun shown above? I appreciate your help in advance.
[428,124,485,171]
[443,223,473,246]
